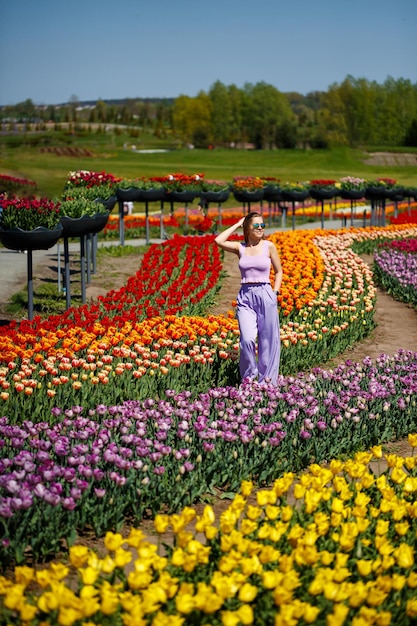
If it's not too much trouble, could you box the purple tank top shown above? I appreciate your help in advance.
[239,240,271,283]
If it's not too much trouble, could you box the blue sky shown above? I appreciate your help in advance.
[1,0,416,106]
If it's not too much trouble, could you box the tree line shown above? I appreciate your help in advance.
[1,75,417,149]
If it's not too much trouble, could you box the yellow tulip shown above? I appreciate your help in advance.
[262,569,283,589]
[69,545,90,568]
[127,570,153,590]
[175,592,195,614]
[407,598,417,618]
[366,585,389,607]
[37,590,59,612]
[4,584,24,610]
[256,489,274,506]
[391,467,407,484]
[237,604,254,625]
[370,445,383,458]
[114,547,132,568]
[319,550,334,566]
[356,559,373,577]
[58,606,83,626]
[79,566,100,586]
[238,582,258,603]
[154,514,170,534]
[258,544,280,564]
[394,543,414,568]
[152,611,185,626]
[194,582,224,613]
[14,566,35,587]
[325,602,349,625]
[348,581,368,608]
[245,505,262,521]
[407,432,417,448]
[240,480,253,497]
[19,601,38,622]
[303,603,321,623]
[104,531,124,552]
[100,588,120,616]
[125,528,146,548]
[221,609,241,626]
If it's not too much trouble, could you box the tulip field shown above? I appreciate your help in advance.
[2,216,417,624]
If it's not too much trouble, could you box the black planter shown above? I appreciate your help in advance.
[365,186,391,201]
[199,189,230,204]
[232,189,264,204]
[402,187,417,199]
[0,224,63,251]
[263,185,282,202]
[116,187,142,202]
[60,214,97,238]
[137,188,165,202]
[95,195,118,211]
[90,212,110,234]
[280,189,309,203]
[391,193,405,202]
[339,189,365,200]
[116,186,165,203]
[309,188,337,201]
[164,190,198,203]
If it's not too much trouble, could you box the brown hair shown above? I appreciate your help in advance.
[242,212,263,244]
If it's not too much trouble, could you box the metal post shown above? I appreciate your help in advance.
[80,236,86,303]
[281,205,287,229]
[145,202,150,244]
[86,234,91,283]
[118,200,125,246]
[27,250,34,321]
[64,237,71,309]
[160,200,164,239]
[57,241,61,292]
[92,233,97,274]
[381,199,386,227]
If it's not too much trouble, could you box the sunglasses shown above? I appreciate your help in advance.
[252,223,266,230]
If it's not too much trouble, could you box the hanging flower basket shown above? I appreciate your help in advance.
[199,189,230,204]
[365,186,391,201]
[309,188,337,201]
[164,190,198,204]
[365,178,398,201]
[339,189,365,200]
[0,224,63,251]
[60,214,97,238]
[136,188,165,202]
[280,189,309,202]
[116,187,165,203]
[263,184,282,202]
[232,189,264,204]
[95,195,118,211]
[90,212,110,234]
[116,187,143,202]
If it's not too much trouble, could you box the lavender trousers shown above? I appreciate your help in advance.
[236,283,280,385]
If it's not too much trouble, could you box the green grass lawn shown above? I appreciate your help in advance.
[1,129,416,199]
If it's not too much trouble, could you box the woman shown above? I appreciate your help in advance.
[215,212,282,385]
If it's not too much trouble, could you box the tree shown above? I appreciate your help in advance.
[208,81,234,145]
[172,92,212,146]
[95,99,108,124]
[243,82,295,149]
